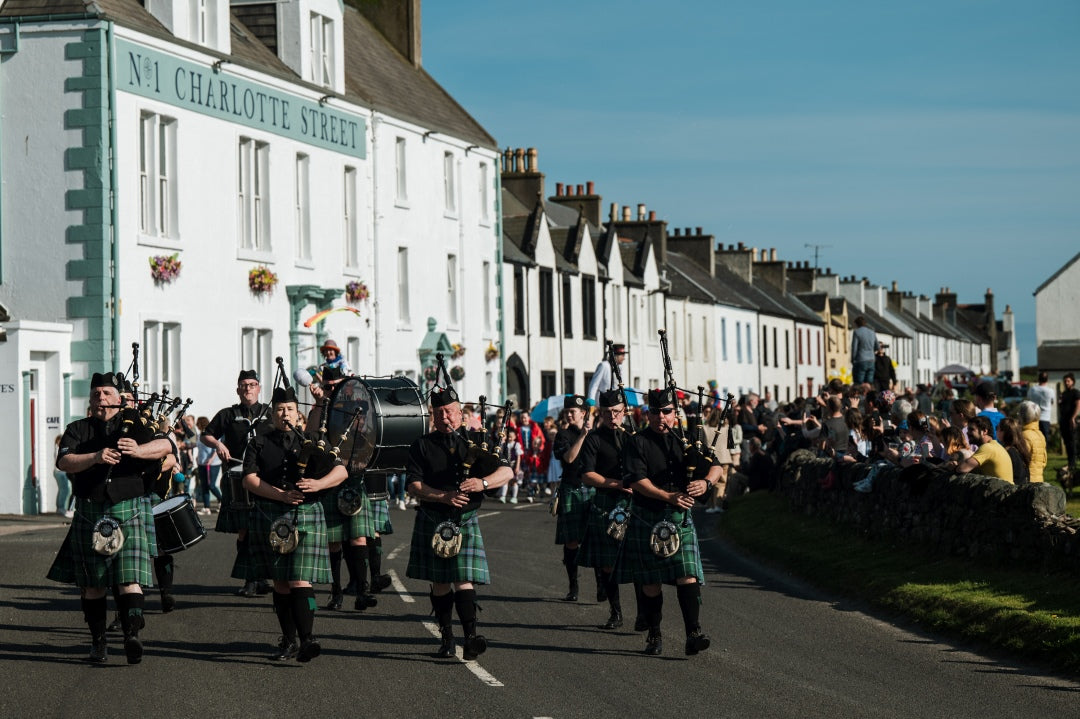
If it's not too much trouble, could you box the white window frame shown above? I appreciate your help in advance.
[443,151,456,215]
[447,254,459,326]
[138,112,178,245]
[482,260,492,333]
[395,136,408,205]
[343,166,359,268]
[397,247,410,325]
[295,153,311,262]
[143,320,182,396]
[479,161,490,225]
[309,12,333,87]
[237,137,271,253]
[736,321,743,363]
[241,327,273,399]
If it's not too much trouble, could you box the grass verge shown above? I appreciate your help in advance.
[716,491,1080,674]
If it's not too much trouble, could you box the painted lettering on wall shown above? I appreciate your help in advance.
[116,38,366,160]
[0,384,16,393]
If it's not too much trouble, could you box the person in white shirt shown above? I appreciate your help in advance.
[587,343,628,403]
[1026,371,1055,442]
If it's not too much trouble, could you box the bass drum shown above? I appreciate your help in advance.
[327,376,429,474]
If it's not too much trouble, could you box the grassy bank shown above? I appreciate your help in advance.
[716,490,1080,674]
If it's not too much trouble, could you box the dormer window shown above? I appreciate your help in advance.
[310,12,334,87]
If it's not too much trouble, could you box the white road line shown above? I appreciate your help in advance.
[477,511,499,519]
[386,541,406,561]
[388,569,414,603]
[420,620,504,687]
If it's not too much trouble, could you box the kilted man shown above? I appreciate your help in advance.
[243,387,346,662]
[578,389,634,629]
[405,387,512,659]
[201,369,269,597]
[309,367,378,612]
[552,394,597,602]
[47,372,173,663]
[622,387,720,656]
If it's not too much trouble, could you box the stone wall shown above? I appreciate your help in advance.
[780,450,1080,572]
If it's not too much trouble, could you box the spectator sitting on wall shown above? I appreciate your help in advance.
[940,426,972,463]
[949,398,976,449]
[1018,400,1047,483]
[948,415,1013,483]
[996,417,1031,485]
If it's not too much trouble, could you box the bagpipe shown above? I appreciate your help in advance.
[606,340,635,437]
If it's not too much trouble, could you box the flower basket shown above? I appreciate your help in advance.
[345,280,369,304]
[484,343,499,362]
[423,365,440,383]
[449,365,465,381]
[451,343,466,360]
[149,253,181,285]
[248,265,278,294]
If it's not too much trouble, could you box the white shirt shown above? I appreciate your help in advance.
[1027,384,1055,422]
[586,360,613,402]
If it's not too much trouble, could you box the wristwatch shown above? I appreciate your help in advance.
[481,479,489,489]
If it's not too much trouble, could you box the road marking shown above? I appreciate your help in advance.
[388,569,414,603]
[477,511,499,519]
[387,541,406,561]
[420,620,504,687]
[0,523,65,537]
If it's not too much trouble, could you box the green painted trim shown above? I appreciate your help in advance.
[63,26,114,380]
[63,373,73,425]
[286,285,342,371]
[106,22,119,370]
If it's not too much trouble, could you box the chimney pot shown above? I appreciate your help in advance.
[825,267,831,274]
[622,206,631,221]
[673,228,681,236]
[892,281,898,291]
[637,203,646,221]
[526,147,538,172]
[696,226,702,235]
[555,182,563,196]
[513,148,524,172]
[586,181,595,195]
[576,184,584,196]
[648,210,656,221]
[737,242,745,250]
[610,202,618,221]
[770,248,777,261]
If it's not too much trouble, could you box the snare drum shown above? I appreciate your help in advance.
[153,494,207,554]
[328,377,429,473]
[227,459,254,510]
[363,471,390,502]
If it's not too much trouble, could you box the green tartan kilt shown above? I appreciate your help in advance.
[46,496,154,588]
[554,485,595,545]
[322,478,375,544]
[406,507,489,585]
[620,504,704,586]
[145,493,162,557]
[247,499,331,584]
[578,490,630,572]
[370,499,393,535]
[215,471,251,534]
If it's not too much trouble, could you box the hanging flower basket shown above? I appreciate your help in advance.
[345,280,369,304]
[423,365,440,383]
[449,365,465,381]
[149,253,181,285]
[450,343,466,360]
[484,343,499,362]
[248,265,278,294]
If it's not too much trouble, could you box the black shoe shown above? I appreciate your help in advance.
[342,579,358,595]
[353,593,378,611]
[644,631,663,656]
[633,616,647,632]
[437,626,455,658]
[160,590,175,614]
[237,581,257,598]
[685,630,711,656]
[255,580,273,595]
[88,636,108,663]
[107,614,122,633]
[273,636,299,661]
[596,585,608,603]
[563,582,579,602]
[602,610,624,630]
[123,634,143,665]
[462,634,487,661]
[326,592,343,611]
[370,574,392,593]
[297,637,321,663]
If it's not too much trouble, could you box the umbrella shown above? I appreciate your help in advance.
[530,394,598,423]
[935,364,974,377]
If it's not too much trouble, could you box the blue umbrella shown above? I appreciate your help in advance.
[530,394,597,423]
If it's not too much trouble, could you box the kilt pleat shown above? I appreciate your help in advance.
[46,497,154,588]
[578,490,630,573]
[322,478,375,544]
[370,499,393,535]
[406,508,489,585]
[554,485,594,545]
[620,504,704,585]
[214,475,251,534]
[247,499,330,583]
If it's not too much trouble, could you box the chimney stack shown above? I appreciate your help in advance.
[355,0,422,68]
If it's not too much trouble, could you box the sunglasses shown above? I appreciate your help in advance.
[648,407,675,415]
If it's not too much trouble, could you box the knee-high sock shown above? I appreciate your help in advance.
[563,546,579,585]
[328,549,343,592]
[273,590,296,642]
[676,583,702,635]
[454,589,478,637]
[642,590,663,632]
[116,593,145,636]
[345,543,369,592]
[81,596,108,639]
[290,586,317,641]
[602,570,621,612]
[634,582,646,619]
[368,536,383,581]
[431,589,455,630]
[154,554,174,591]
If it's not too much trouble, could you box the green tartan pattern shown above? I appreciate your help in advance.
[145,493,162,557]
[321,478,375,544]
[619,504,704,585]
[247,499,331,583]
[370,498,393,535]
[406,508,489,585]
[554,485,595,545]
[578,490,631,572]
[229,539,254,582]
[46,497,154,588]
[214,472,251,533]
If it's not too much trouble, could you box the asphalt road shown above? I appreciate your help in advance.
[1,502,1077,718]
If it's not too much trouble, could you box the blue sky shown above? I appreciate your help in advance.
[423,1,1080,367]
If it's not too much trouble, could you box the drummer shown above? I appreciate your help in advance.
[310,367,378,611]
[47,372,173,664]
[201,370,270,598]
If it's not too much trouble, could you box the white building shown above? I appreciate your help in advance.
[0,0,498,514]
[1035,251,1080,381]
